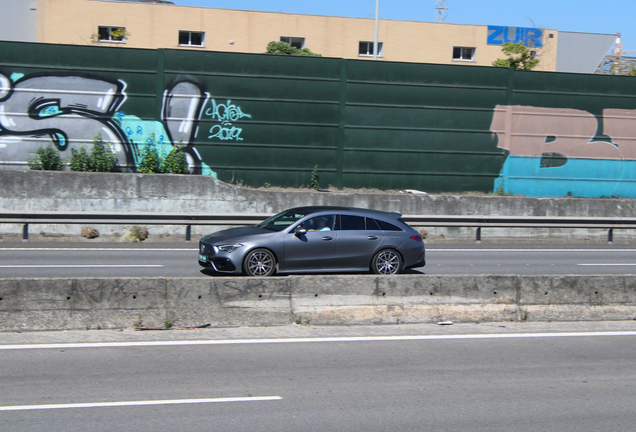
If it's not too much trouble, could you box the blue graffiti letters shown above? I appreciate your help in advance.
[205,99,251,141]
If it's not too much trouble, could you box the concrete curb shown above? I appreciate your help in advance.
[2,275,636,331]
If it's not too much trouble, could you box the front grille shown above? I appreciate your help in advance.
[199,242,213,255]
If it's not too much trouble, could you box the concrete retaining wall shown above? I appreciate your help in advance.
[2,275,636,331]
[3,170,636,241]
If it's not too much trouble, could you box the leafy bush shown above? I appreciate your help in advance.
[69,133,119,172]
[28,145,64,171]
[69,146,91,172]
[89,134,118,172]
[138,144,163,174]
[161,146,189,174]
[265,41,321,57]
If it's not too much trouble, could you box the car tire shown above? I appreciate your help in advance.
[371,249,403,275]
[243,248,277,277]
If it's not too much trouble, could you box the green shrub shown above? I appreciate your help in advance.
[310,165,320,190]
[138,144,163,174]
[89,134,118,172]
[69,133,119,172]
[69,146,91,172]
[28,145,64,171]
[161,145,189,174]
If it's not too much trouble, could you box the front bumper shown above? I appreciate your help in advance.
[198,242,240,273]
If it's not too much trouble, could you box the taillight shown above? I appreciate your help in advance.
[410,235,423,243]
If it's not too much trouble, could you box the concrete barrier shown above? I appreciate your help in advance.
[3,170,636,242]
[2,275,636,331]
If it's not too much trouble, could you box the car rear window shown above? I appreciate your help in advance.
[375,219,403,231]
[366,217,382,231]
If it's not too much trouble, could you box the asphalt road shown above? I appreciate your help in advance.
[1,242,636,277]
[1,322,636,432]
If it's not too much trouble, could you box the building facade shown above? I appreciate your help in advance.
[0,0,616,73]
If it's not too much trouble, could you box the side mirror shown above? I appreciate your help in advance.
[295,227,307,236]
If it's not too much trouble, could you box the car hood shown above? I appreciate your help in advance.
[200,226,278,244]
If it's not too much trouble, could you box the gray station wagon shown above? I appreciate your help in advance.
[198,206,425,276]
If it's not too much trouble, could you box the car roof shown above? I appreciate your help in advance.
[283,206,402,219]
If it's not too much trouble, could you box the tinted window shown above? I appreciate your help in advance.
[339,215,366,231]
[375,219,402,231]
[366,217,381,231]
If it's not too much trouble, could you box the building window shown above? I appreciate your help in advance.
[452,46,475,61]
[97,26,127,42]
[280,37,305,49]
[179,31,205,47]
[359,41,383,57]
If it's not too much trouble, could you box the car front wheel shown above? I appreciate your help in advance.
[243,248,277,276]
[371,249,403,275]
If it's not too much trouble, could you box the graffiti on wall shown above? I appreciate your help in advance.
[490,105,636,197]
[205,99,252,141]
[0,72,219,175]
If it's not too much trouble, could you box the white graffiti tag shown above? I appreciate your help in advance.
[205,99,251,141]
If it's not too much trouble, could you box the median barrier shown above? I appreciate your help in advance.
[1,275,636,331]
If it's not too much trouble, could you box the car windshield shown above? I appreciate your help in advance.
[257,208,322,232]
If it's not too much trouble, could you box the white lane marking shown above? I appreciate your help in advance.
[0,396,282,412]
[0,265,164,268]
[2,331,636,351]
[578,263,636,266]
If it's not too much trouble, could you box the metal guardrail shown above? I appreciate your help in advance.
[2,211,635,243]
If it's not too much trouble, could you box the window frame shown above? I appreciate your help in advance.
[280,36,305,49]
[179,30,205,47]
[452,46,476,62]
[359,41,384,57]
[97,26,127,43]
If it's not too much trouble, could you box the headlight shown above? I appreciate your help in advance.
[214,244,244,253]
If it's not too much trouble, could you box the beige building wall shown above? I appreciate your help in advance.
[35,0,558,71]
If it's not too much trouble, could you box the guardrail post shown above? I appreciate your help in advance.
[608,228,613,244]
[476,227,481,244]
[185,224,191,243]
[22,223,29,242]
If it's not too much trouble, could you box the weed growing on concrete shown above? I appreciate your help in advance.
[494,182,513,196]
[133,315,144,327]
[294,314,309,325]
[311,165,320,190]
[164,311,176,329]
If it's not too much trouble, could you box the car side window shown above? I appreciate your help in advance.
[366,217,382,230]
[339,215,366,231]
[301,215,335,231]
[375,219,403,231]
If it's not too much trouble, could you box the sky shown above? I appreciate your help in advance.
[170,0,636,53]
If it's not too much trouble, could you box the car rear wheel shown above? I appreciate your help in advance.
[244,248,277,276]
[371,249,402,275]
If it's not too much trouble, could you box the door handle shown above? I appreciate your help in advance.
[322,236,333,241]
[367,236,378,240]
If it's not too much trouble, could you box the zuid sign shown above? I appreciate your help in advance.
[487,25,543,47]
